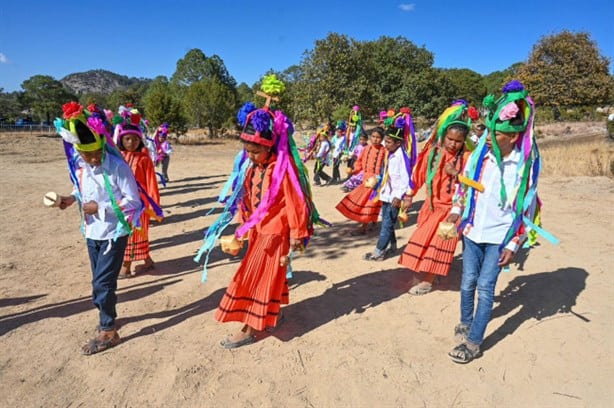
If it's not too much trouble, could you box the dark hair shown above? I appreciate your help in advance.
[370,127,385,137]
[446,123,469,138]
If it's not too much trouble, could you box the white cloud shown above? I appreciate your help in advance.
[0,53,8,64]
[399,3,415,12]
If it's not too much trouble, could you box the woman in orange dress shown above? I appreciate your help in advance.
[399,101,476,295]
[336,127,386,234]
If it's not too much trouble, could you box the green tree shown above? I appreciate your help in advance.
[184,78,236,137]
[78,92,108,108]
[171,49,237,89]
[236,82,254,105]
[516,31,613,106]
[143,76,187,134]
[483,63,524,94]
[0,88,24,122]
[21,75,75,123]
[106,83,149,112]
[441,68,486,106]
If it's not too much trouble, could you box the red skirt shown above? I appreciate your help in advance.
[124,214,150,262]
[398,204,459,276]
[215,230,289,331]
[336,184,382,224]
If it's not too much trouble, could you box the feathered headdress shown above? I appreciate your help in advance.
[194,75,329,281]
[459,80,557,249]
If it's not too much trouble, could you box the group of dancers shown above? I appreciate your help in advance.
[53,75,547,364]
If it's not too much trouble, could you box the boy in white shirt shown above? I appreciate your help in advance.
[446,81,540,363]
[55,102,142,355]
[364,122,410,261]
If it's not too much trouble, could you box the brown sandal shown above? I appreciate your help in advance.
[81,331,121,355]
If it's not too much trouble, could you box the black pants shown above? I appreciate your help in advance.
[313,160,331,185]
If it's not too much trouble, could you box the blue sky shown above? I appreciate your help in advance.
[1,0,612,92]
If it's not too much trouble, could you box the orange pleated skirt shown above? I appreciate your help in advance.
[215,230,289,331]
[336,184,382,224]
[124,214,150,262]
[398,204,459,276]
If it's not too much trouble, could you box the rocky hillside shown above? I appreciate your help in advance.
[60,69,151,95]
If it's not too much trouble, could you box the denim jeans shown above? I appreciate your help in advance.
[86,235,128,331]
[460,237,503,345]
[375,202,398,255]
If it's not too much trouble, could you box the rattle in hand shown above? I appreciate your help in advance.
[43,192,60,208]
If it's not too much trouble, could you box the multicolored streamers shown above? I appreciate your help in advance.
[422,101,472,210]
[460,81,558,250]
[194,150,250,281]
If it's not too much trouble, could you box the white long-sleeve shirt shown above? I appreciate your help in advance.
[315,140,331,165]
[72,152,142,240]
[451,148,526,252]
[379,148,410,203]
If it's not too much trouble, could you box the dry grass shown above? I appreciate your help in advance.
[540,136,614,177]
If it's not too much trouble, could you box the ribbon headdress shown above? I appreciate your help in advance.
[194,75,330,281]
[54,102,140,238]
[459,80,558,249]
[371,107,418,200]
[419,100,474,209]
[345,105,363,154]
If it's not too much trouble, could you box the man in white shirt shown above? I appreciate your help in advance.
[56,105,142,355]
[364,125,410,261]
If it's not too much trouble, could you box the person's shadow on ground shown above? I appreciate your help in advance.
[481,267,589,351]
[270,267,411,341]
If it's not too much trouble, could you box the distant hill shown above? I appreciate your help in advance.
[60,69,152,95]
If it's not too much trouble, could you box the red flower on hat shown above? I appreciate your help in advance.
[130,113,142,125]
[62,102,84,119]
[126,103,133,108]
[87,103,97,113]
[468,106,479,121]
[400,107,411,114]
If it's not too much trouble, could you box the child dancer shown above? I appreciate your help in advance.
[447,81,544,363]
[330,121,346,183]
[116,118,161,278]
[336,127,386,235]
[363,114,415,261]
[54,102,142,355]
[398,101,474,295]
[313,126,332,186]
[195,76,325,349]
[341,132,368,192]
[154,123,172,182]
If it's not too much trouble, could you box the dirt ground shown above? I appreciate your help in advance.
[0,127,613,407]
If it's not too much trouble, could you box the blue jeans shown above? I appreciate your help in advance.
[460,237,502,346]
[375,202,398,255]
[86,235,128,331]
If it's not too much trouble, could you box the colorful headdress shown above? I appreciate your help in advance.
[54,102,151,238]
[460,80,557,249]
[336,120,347,131]
[113,106,146,146]
[344,105,363,153]
[371,106,418,199]
[55,102,108,152]
[420,100,474,209]
[194,75,330,281]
